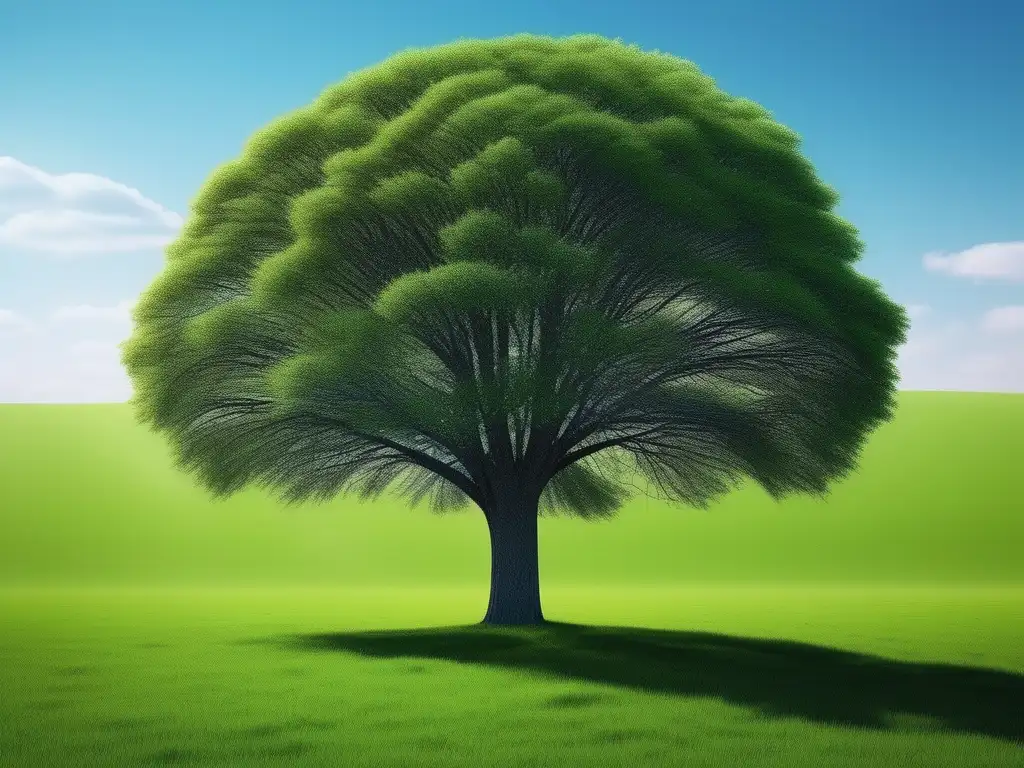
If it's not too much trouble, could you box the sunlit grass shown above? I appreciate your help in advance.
[1,585,1021,767]
[1,393,1022,765]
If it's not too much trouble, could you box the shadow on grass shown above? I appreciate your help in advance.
[265,622,1023,745]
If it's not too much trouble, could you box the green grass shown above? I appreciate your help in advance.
[1,392,1022,588]
[1,392,1023,766]
[1,585,1022,767]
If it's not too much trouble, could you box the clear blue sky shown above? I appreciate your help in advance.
[1,0,1022,400]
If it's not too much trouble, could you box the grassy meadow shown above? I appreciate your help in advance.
[0,392,1022,766]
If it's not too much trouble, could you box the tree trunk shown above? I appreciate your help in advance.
[482,491,545,626]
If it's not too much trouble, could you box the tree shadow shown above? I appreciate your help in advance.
[264,622,1023,745]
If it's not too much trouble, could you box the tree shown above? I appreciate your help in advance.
[122,34,908,626]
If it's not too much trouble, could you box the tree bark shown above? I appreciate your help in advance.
[481,491,545,626]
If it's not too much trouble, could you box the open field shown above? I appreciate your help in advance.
[0,392,1022,765]
[1,585,1022,767]
[1,393,1022,588]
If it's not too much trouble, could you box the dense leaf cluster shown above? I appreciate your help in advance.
[123,34,908,519]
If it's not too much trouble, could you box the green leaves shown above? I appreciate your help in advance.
[540,459,635,520]
[374,261,534,324]
[123,33,907,517]
[439,210,520,264]
[450,137,565,214]
[438,210,603,291]
[369,171,455,221]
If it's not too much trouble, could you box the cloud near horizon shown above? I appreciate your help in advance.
[50,299,136,323]
[0,156,184,254]
[897,306,1024,393]
[0,158,1022,401]
[0,301,134,402]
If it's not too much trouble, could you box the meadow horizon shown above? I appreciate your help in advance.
[2,390,1021,590]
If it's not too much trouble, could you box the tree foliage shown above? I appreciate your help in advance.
[122,34,908,522]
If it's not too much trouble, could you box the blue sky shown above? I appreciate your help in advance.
[1,0,1022,401]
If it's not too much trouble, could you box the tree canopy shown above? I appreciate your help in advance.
[122,33,907,528]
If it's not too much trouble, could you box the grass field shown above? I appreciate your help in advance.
[1,392,1022,766]
[1,586,1022,767]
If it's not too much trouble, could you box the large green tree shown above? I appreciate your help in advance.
[122,34,908,625]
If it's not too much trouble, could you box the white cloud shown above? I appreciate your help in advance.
[0,309,26,326]
[981,305,1024,333]
[905,303,931,319]
[0,155,176,402]
[0,344,132,403]
[923,241,1024,281]
[51,299,135,323]
[898,309,1024,393]
[0,299,139,402]
[0,309,35,334]
[0,156,184,254]
[0,323,133,404]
